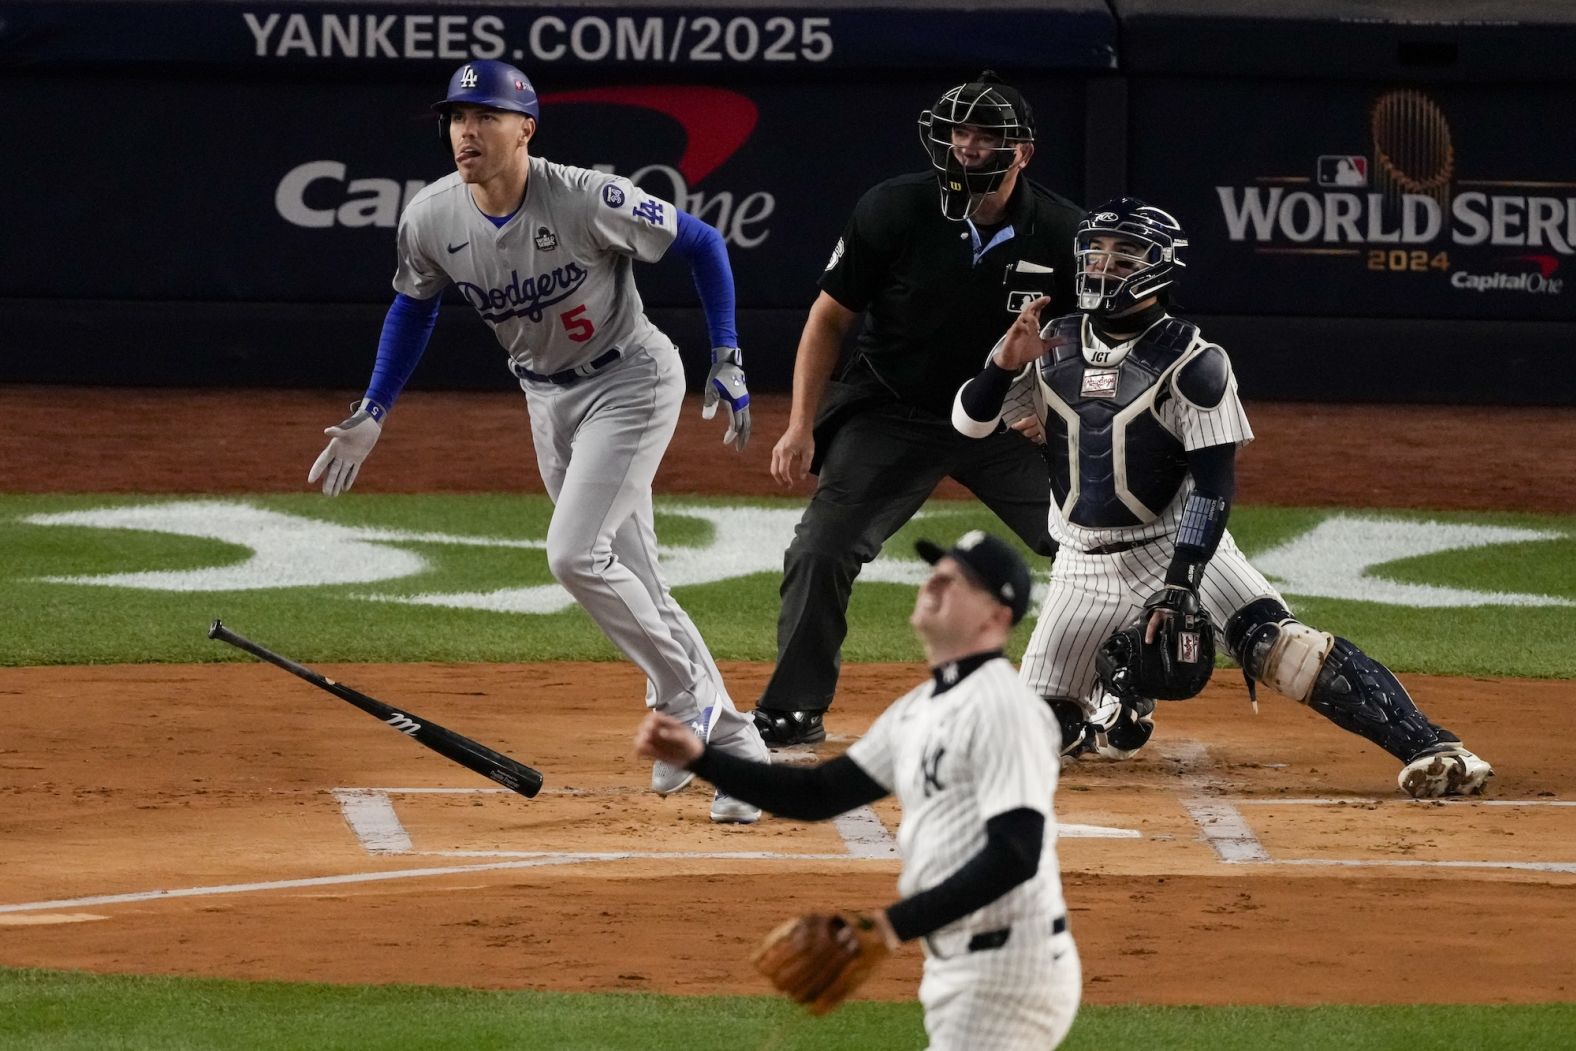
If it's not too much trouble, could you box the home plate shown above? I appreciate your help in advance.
[1059,822,1141,839]
[0,913,108,926]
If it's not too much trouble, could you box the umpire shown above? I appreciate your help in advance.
[754,71,1083,747]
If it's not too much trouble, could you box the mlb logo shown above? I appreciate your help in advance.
[1178,631,1200,663]
[1316,155,1368,187]
[1006,290,1043,312]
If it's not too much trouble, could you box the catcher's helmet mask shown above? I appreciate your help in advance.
[918,71,1035,220]
[1095,589,1216,702]
[435,60,540,146]
[1075,197,1189,317]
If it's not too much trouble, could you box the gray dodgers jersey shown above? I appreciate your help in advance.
[393,156,680,376]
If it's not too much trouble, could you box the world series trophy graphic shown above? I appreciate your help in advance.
[1370,88,1455,216]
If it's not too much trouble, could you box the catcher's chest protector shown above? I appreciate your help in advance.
[1035,316,1198,528]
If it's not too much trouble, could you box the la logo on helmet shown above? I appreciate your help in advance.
[460,66,478,89]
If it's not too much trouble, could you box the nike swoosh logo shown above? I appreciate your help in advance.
[447,242,469,254]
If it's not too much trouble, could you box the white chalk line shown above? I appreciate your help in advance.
[1159,742,1576,870]
[9,772,1569,917]
[0,852,883,915]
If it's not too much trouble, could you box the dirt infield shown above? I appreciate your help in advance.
[2,387,1573,1007]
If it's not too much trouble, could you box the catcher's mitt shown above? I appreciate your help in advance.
[750,912,891,1015]
[1096,587,1216,701]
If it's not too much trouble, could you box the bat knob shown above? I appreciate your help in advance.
[208,619,224,639]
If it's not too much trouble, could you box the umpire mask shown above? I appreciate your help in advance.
[917,72,1035,220]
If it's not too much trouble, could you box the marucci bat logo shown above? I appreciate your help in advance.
[385,713,422,735]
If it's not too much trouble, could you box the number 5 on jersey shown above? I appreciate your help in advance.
[560,304,595,342]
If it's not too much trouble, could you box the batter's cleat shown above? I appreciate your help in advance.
[710,791,761,824]
[751,707,826,748]
[650,708,715,796]
[1398,745,1494,799]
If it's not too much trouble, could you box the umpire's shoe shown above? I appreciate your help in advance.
[751,707,826,748]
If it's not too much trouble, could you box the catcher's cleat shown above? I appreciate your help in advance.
[1087,690,1156,760]
[751,707,827,748]
[1398,745,1494,799]
[710,791,762,824]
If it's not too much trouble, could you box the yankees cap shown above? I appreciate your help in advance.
[916,530,1032,625]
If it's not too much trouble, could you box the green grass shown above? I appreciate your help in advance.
[1,495,1572,676]
[0,968,1570,1050]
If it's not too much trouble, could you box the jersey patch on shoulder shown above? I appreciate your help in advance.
[1175,344,1231,409]
[825,237,845,271]
[601,183,626,207]
[631,198,665,225]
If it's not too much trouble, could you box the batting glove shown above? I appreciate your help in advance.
[307,401,383,496]
[702,347,751,453]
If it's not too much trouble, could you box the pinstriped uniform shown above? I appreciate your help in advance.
[1006,316,1284,708]
[846,658,1081,1049]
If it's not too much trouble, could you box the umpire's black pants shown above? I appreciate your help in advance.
[757,402,1054,713]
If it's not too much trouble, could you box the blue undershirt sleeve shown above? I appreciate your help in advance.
[667,209,738,350]
[362,292,441,417]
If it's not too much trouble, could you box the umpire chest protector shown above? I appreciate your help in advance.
[1033,314,1201,528]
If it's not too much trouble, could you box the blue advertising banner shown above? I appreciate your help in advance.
[0,72,1089,309]
[1131,80,1576,322]
[0,2,1117,72]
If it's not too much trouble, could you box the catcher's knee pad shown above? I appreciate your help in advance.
[1228,600,1446,761]
[1226,599,1330,701]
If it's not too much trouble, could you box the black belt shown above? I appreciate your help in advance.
[1084,539,1147,556]
[965,915,1067,953]
[514,347,621,386]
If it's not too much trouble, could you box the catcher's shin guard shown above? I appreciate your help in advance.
[1227,599,1450,761]
[1045,698,1092,758]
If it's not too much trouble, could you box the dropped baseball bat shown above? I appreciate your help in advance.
[207,619,544,798]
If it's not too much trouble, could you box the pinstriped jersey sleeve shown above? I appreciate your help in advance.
[582,172,679,264]
[846,690,918,792]
[1165,344,1255,451]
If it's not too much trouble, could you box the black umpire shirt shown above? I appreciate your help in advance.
[819,172,1083,421]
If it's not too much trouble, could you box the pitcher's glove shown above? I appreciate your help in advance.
[750,912,891,1015]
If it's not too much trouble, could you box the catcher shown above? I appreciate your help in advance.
[952,197,1492,797]
[634,531,1081,1048]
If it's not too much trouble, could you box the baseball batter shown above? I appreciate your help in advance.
[953,198,1493,799]
[636,531,1081,1049]
[307,60,768,823]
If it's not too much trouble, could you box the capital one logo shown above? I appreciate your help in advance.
[274,86,776,245]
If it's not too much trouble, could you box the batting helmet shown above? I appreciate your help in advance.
[1095,589,1216,702]
[434,61,540,144]
[1074,197,1188,317]
[917,71,1035,220]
